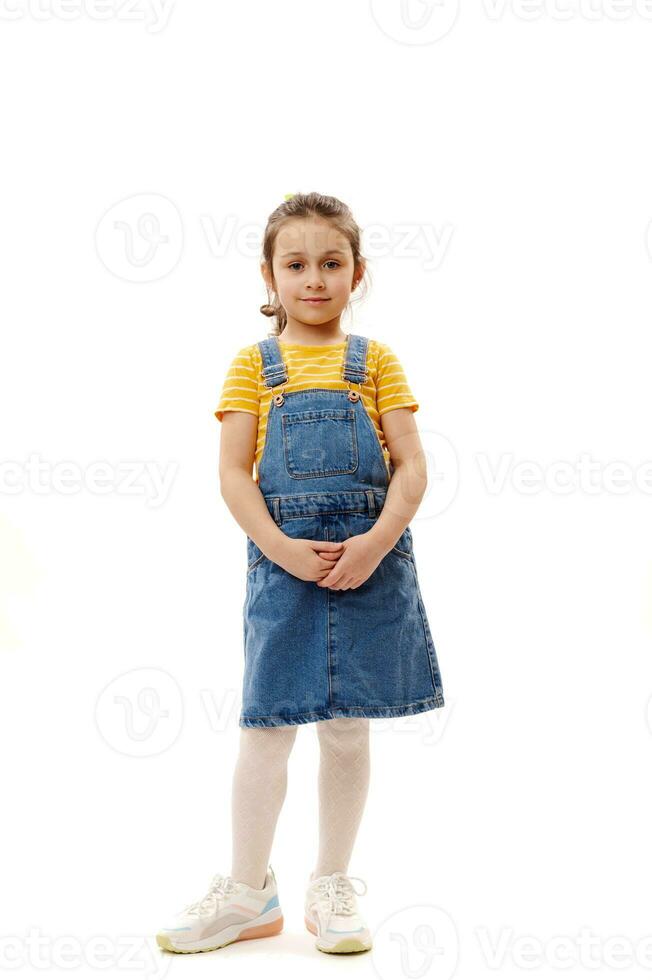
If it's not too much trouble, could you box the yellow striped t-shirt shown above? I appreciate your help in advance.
[214,338,418,484]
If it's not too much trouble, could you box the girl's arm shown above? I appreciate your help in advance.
[218,411,289,561]
[367,408,428,552]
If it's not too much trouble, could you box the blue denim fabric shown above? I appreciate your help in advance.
[241,333,445,727]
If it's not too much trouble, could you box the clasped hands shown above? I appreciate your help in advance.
[273,532,388,591]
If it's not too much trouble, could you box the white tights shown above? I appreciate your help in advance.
[230,717,371,889]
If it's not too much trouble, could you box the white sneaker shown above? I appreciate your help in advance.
[156,865,283,954]
[304,870,373,954]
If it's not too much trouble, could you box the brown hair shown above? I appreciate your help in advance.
[259,191,370,337]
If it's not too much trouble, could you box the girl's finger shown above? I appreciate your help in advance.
[318,568,343,587]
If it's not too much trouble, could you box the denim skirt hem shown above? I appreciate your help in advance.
[239,691,445,728]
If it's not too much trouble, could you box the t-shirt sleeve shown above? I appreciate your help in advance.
[214,346,259,422]
[375,342,419,416]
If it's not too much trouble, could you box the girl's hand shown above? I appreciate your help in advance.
[313,532,387,590]
[275,537,345,582]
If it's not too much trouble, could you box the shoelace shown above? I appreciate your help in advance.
[312,872,367,915]
[181,873,238,916]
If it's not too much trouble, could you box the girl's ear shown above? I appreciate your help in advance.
[260,260,273,291]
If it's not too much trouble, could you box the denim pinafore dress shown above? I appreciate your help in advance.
[241,333,445,728]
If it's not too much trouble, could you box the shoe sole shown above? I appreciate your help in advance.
[304,914,372,954]
[157,908,283,954]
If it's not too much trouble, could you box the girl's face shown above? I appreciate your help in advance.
[265,216,361,327]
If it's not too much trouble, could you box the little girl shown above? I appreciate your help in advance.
[156,191,445,957]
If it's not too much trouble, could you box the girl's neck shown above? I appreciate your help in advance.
[279,316,347,347]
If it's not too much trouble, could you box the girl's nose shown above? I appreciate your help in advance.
[304,268,326,287]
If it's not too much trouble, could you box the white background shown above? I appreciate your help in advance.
[2,1,651,978]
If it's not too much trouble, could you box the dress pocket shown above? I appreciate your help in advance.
[389,525,414,561]
[282,408,358,479]
[349,513,414,562]
[246,536,267,573]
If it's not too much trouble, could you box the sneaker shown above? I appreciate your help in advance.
[156,865,283,954]
[304,870,373,954]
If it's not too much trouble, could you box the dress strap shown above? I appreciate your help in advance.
[257,333,368,390]
[341,333,369,384]
[257,336,287,389]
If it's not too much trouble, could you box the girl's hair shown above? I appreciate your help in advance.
[259,191,370,337]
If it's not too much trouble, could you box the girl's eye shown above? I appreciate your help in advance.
[287,260,341,271]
